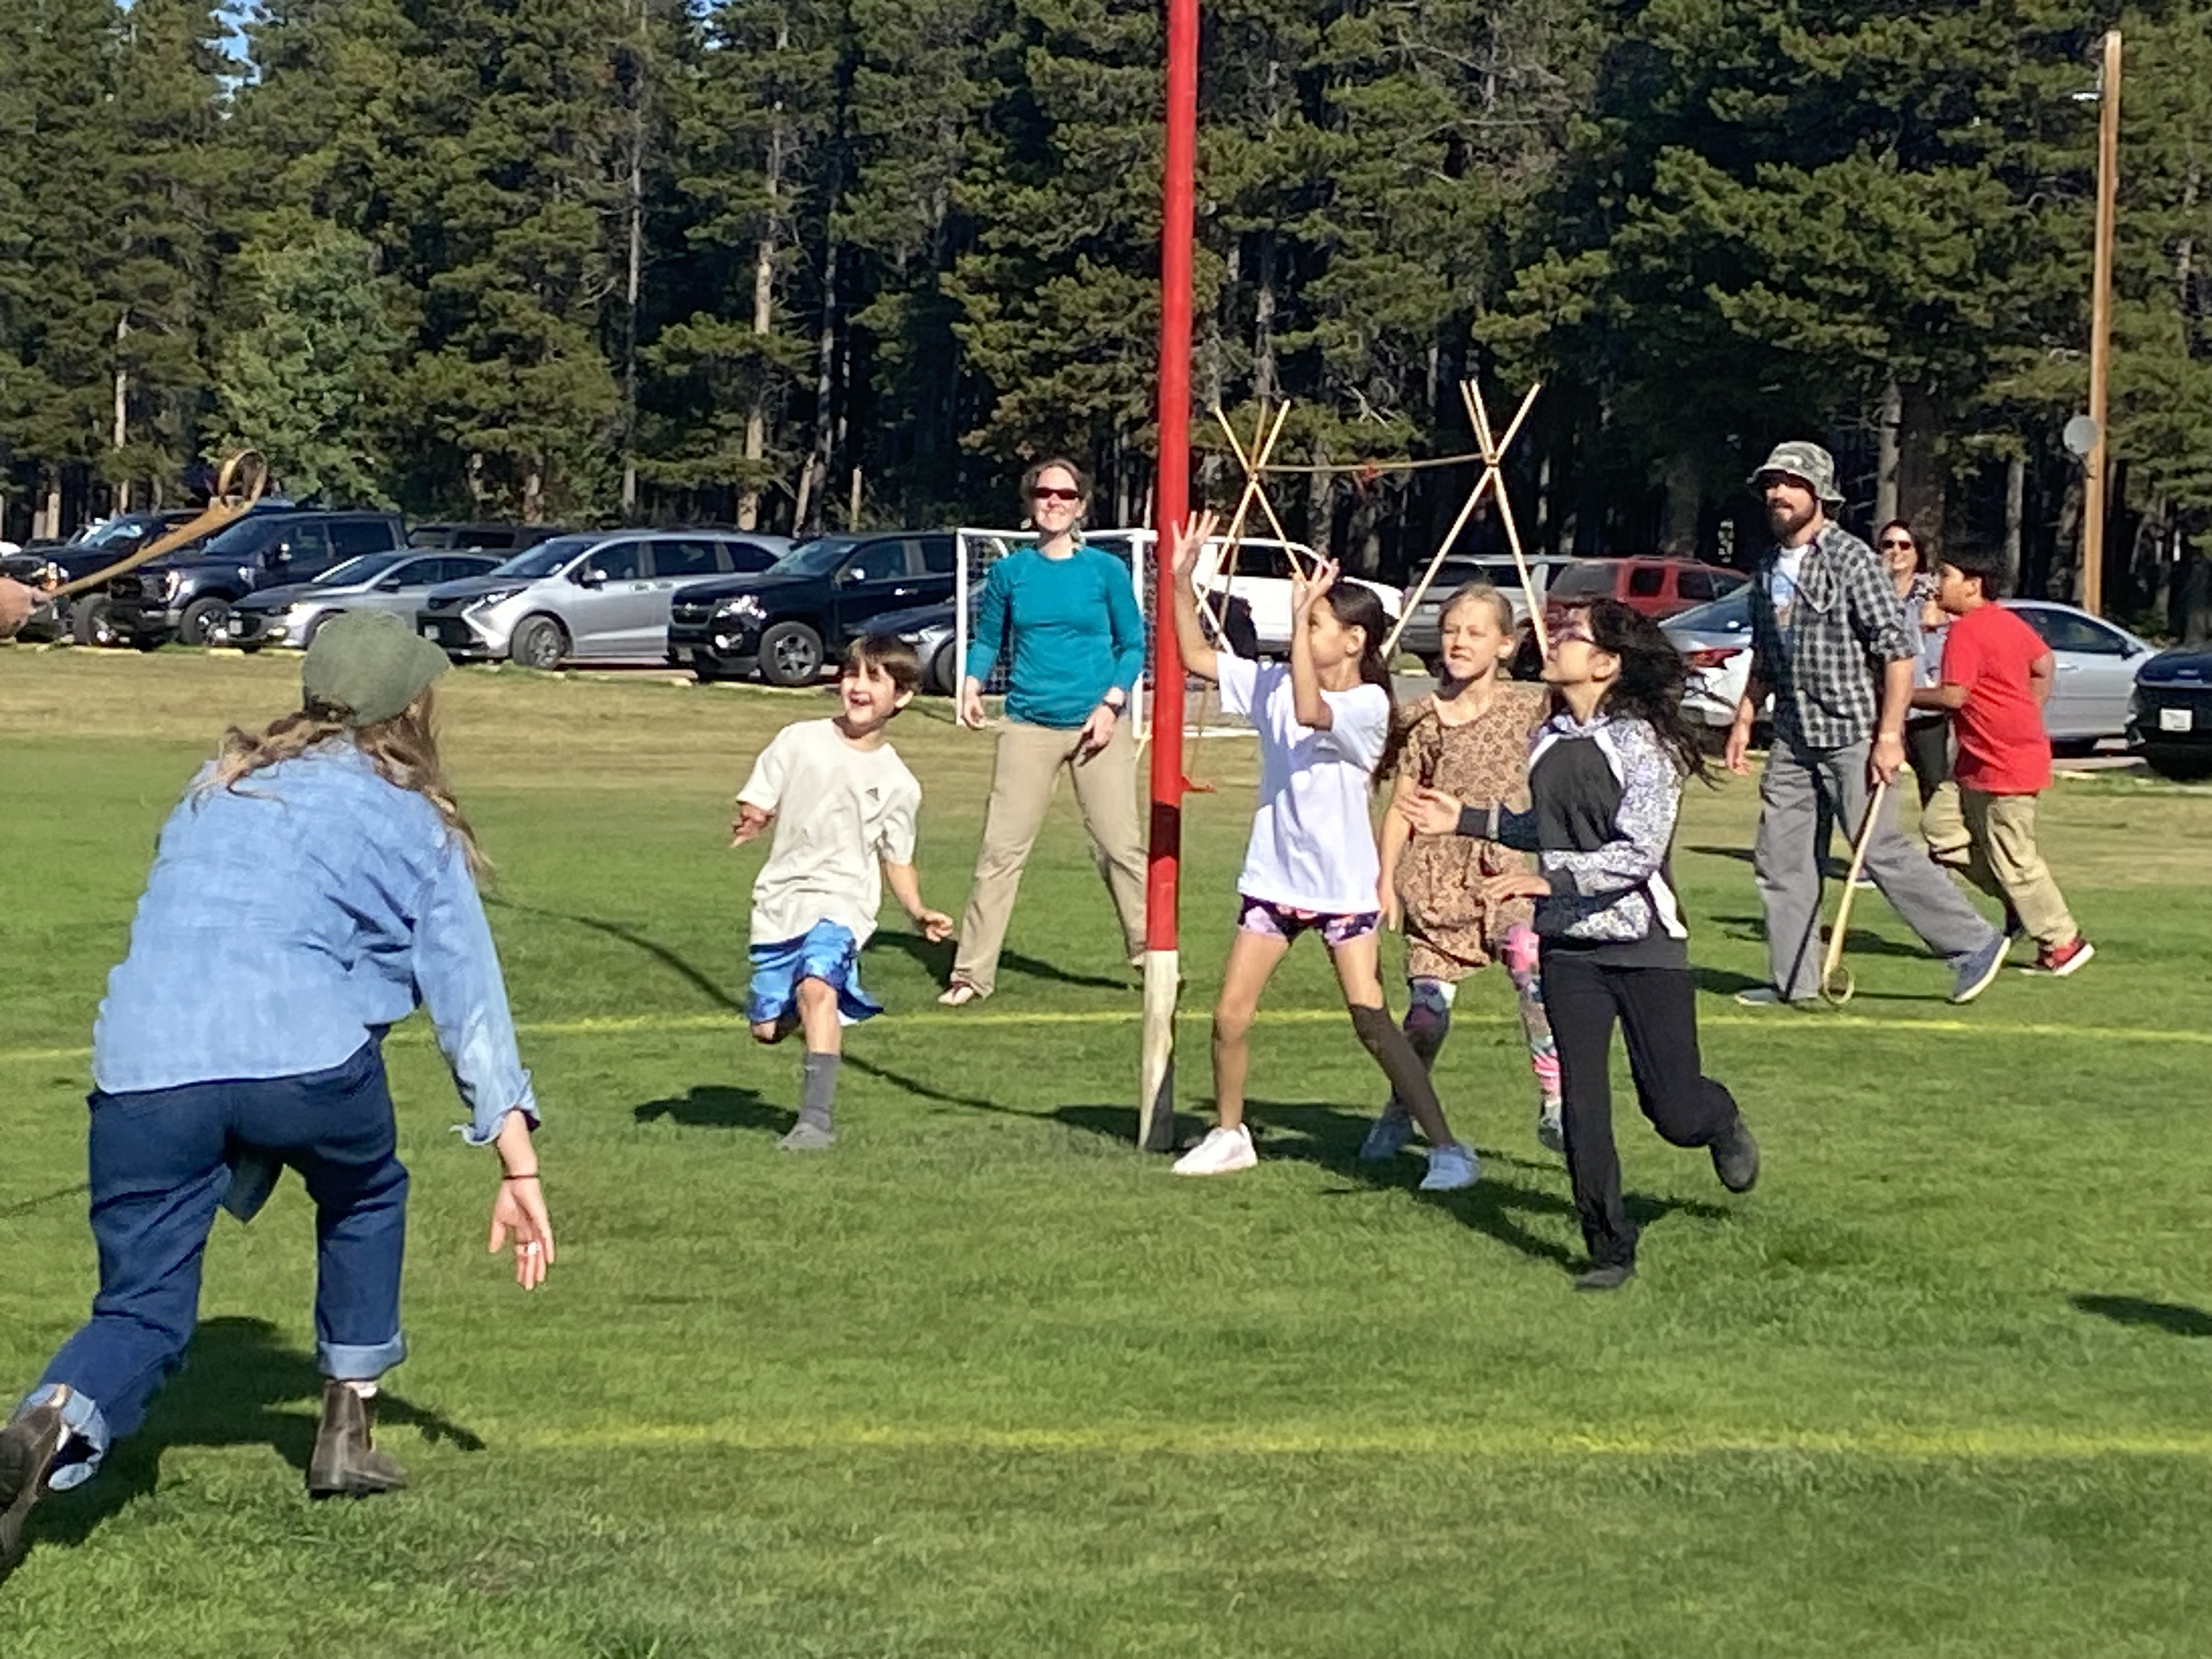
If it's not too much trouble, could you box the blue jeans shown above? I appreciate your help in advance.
[18,1042,409,1489]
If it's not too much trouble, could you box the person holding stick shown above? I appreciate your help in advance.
[1725,444,2005,1007]
[1,614,551,1585]
[941,458,1147,1005]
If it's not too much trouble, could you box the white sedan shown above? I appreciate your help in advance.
[1663,590,2152,748]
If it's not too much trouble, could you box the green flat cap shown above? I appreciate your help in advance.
[302,610,451,726]
[1749,440,1844,507]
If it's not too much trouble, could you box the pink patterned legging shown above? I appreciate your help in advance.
[1393,923,1560,1113]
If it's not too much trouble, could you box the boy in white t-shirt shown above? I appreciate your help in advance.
[1161,512,1477,1189]
[731,636,953,1149]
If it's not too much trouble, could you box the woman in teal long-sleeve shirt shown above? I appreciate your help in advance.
[941,458,1148,1004]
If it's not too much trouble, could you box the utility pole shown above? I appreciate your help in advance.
[2083,28,2121,616]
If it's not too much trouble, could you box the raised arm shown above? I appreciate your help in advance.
[1286,558,1342,731]
[1167,509,1222,684]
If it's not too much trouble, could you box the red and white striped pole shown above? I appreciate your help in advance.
[1138,0,1198,1152]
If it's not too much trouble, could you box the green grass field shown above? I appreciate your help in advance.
[4,646,2211,1658]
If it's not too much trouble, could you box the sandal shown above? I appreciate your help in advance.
[937,981,984,1007]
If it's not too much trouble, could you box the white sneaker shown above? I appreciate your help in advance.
[1173,1124,1257,1176]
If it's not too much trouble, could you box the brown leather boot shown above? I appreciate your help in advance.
[0,1391,72,1587]
[307,1381,408,1499]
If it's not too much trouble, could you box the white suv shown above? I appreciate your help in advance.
[1086,528,1402,656]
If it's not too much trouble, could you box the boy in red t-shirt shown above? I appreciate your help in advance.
[1912,543,2092,976]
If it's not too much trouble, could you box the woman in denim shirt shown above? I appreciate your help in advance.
[1,614,552,1578]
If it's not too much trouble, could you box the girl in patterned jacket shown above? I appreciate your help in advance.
[1401,599,1760,1291]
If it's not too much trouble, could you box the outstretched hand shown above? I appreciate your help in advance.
[1290,557,1340,614]
[730,803,772,847]
[1169,509,1221,585]
[1397,785,1464,837]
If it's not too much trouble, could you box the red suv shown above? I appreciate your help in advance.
[1548,557,1746,620]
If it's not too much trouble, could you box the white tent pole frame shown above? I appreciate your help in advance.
[1380,380,1543,661]
[1463,380,1550,661]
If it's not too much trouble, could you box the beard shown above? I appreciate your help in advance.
[1767,496,1818,541]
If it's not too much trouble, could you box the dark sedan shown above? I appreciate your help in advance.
[2129,644,2212,780]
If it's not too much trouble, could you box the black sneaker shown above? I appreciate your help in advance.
[1710,1116,1760,1193]
[0,1393,71,1586]
[1573,1262,1637,1292]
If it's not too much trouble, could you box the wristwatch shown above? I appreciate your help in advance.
[1102,689,1127,714]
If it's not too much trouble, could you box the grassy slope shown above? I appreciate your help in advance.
[3,648,2210,1658]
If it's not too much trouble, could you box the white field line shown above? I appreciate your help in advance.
[3,1008,2204,1066]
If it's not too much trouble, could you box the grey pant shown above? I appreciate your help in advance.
[1755,737,1996,999]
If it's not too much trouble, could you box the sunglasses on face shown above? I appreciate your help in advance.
[1880,538,1915,551]
[1032,487,1083,504]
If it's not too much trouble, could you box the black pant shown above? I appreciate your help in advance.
[1904,717,1952,808]
[1543,949,1740,1268]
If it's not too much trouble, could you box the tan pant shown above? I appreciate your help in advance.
[950,718,1148,997]
[1922,786,2078,947]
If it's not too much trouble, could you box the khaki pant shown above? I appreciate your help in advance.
[950,718,1147,997]
[1922,786,2078,947]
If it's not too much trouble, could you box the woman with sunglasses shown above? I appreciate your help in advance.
[941,458,1148,1005]
[1878,519,1951,809]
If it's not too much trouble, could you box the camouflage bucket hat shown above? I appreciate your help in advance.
[1750,441,1844,507]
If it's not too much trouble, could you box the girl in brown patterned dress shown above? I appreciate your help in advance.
[1364,584,1564,1161]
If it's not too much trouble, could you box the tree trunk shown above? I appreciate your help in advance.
[1873,379,1901,529]
[1658,449,1700,557]
[740,20,792,532]
[2003,451,2025,592]
[1894,381,1945,545]
[522,464,544,525]
[1252,227,1279,401]
[2175,533,2211,643]
[799,238,840,534]
[113,313,131,515]
[619,5,647,518]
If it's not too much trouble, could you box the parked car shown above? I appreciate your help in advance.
[2005,600,2153,752]
[9,509,209,645]
[417,530,791,668]
[2128,641,2212,779]
[106,510,408,647]
[408,522,569,553]
[667,531,957,685]
[873,599,962,694]
[1395,552,1579,659]
[1084,528,1400,655]
[1663,590,2151,749]
[1548,556,1746,620]
[1661,585,1760,731]
[227,550,504,651]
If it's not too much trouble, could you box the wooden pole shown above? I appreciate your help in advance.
[2083,27,2121,617]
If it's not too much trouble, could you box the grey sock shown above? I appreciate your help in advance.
[799,1051,840,1132]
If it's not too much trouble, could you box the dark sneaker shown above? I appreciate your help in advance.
[1572,1262,1636,1292]
[307,1382,408,1499]
[1,1394,72,1585]
[1710,1116,1760,1194]
[1948,932,2008,1004]
[2021,935,2095,978]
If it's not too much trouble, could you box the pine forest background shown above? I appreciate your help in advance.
[4,0,2212,633]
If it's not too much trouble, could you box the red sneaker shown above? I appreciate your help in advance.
[2021,936,2095,977]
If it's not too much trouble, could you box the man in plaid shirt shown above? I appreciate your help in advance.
[1723,442,2006,1005]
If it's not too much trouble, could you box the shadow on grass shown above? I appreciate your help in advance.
[494,895,1130,1006]
[2070,1294,2212,1339]
[633,1084,787,1133]
[1713,915,1934,962]
[1051,1101,1728,1277]
[30,1316,482,1555]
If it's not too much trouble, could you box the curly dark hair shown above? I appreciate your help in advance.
[1577,598,1712,785]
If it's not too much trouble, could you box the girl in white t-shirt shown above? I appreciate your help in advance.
[1164,512,1477,1187]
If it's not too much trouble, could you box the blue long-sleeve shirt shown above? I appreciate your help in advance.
[93,744,536,1147]
[962,544,1147,729]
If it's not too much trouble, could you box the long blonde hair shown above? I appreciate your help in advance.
[200,689,488,877]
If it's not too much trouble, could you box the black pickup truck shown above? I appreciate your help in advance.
[108,510,408,646]
[666,531,956,684]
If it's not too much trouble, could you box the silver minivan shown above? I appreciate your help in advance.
[416,530,791,668]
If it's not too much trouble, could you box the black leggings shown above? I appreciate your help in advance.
[1542,949,1740,1267]
[1904,717,1952,808]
